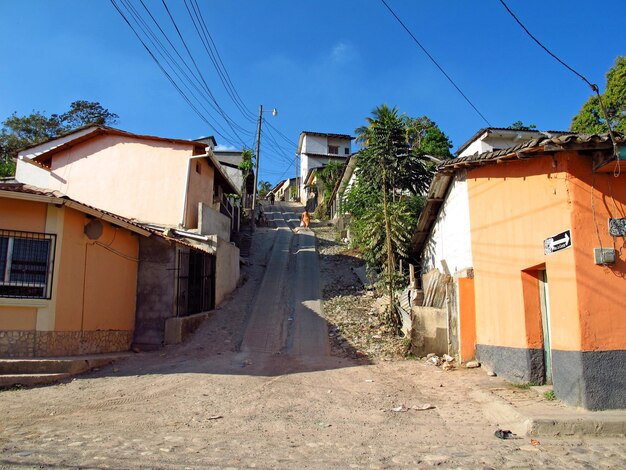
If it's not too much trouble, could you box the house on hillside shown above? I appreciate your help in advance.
[212,147,247,195]
[297,131,353,204]
[328,153,358,222]
[14,125,242,348]
[412,131,626,410]
[269,177,299,202]
[0,183,208,357]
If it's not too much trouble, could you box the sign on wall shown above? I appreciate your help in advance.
[544,230,572,255]
[609,218,626,237]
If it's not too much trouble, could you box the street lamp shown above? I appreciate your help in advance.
[251,104,278,230]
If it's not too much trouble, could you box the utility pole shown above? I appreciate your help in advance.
[251,104,263,231]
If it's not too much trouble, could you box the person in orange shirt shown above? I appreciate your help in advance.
[300,210,311,229]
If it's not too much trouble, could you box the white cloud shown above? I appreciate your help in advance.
[331,42,354,64]
[215,144,238,151]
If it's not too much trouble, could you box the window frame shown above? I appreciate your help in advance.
[0,230,56,300]
[328,145,339,155]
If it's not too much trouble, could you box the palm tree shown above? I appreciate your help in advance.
[355,105,408,330]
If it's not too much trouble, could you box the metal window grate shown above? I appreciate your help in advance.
[0,229,56,299]
[175,249,215,317]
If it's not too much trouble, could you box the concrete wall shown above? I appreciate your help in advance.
[14,160,51,188]
[198,202,231,241]
[411,306,448,357]
[421,171,473,275]
[18,134,195,226]
[185,158,215,230]
[134,236,177,346]
[216,238,240,305]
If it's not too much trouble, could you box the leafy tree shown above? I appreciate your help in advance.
[0,158,16,177]
[0,101,119,167]
[349,105,445,331]
[59,100,118,129]
[313,160,344,218]
[507,121,537,131]
[258,180,272,199]
[571,56,626,134]
[355,105,416,330]
[406,116,453,159]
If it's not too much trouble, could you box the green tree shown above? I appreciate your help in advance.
[0,101,119,170]
[59,100,118,129]
[258,180,272,199]
[406,116,453,159]
[507,121,537,131]
[571,56,626,134]
[314,160,344,218]
[355,105,416,330]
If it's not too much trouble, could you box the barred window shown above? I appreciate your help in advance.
[0,230,56,299]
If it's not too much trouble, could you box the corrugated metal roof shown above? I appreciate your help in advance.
[301,131,354,140]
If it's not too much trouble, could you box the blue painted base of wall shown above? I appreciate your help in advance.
[477,344,626,410]
[552,349,626,410]
[476,344,545,384]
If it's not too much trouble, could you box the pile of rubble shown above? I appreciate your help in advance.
[314,226,408,361]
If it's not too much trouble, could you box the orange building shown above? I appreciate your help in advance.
[0,183,151,357]
[418,133,626,410]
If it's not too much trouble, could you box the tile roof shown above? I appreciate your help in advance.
[454,127,570,156]
[440,133,623,172]
[0,183,210,252]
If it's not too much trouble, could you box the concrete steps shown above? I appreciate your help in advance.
[0,353,131,388]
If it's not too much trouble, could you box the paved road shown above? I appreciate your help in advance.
[239,203,329,370]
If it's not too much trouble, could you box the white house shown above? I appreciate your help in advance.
[297,131,353,204]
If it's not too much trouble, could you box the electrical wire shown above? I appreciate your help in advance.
[111,0,252,147]
[160,0,251,143]
[125,0,244,144]
[110,0,233,143]
[185,0,257,123]
[497,0,620,174]
[379,0,492,127]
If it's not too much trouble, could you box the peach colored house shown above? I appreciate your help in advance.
[15,126,242,347]
[0,183,151,357]
[414,133,626,410]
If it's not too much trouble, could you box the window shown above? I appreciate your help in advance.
[328,145,339,155]
[0,230,56,299]
[344,148,350,155]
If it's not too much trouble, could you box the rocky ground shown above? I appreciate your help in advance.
[313,225,409,361]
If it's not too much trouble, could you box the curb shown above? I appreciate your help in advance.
[471,388,626,437]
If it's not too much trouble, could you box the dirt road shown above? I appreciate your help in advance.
[1,203,624,469]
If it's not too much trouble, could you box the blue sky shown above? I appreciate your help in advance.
[1,0,624,185]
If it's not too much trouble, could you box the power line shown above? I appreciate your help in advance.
[116,0,244,144]
[111,0,252,146]
[110,0,234,143]
[160,0,251,143]
[185,0,257,123]
[379,0,492,127]
[497,0,620,166]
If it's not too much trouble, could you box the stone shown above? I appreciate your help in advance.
[466,361,480,368]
